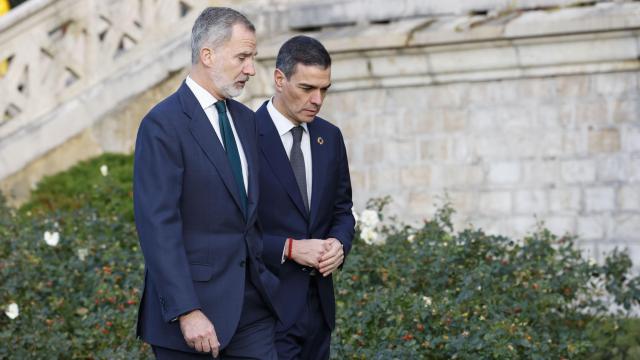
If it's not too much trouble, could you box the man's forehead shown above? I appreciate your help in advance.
[222,24,256,48]
[291,72,330,89]
[229,23,255,40]
[293,63,329,71]
[291,63,331,78]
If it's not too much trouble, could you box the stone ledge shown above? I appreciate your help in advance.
[0,0,57,32]
[251,3,640,98]
[258,2,640,56]
[285,0,611,30]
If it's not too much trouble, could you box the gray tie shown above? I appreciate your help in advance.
[290,126,309,212]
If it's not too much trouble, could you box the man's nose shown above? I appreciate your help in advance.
[243,59,256,76]
[310,90,323,106]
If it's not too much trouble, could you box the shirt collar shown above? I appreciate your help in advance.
[267,98,309,137]
[185,76,223,111]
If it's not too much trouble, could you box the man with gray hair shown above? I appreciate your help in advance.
[134,7,280,359]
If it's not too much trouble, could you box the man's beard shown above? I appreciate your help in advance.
[220,81,244,98]
[212,67,247,99]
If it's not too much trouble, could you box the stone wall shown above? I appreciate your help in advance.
[322,71,640,262]
[1,0,639,262]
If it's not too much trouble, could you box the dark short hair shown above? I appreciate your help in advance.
[191,7,255,64]
[275,35,331,79]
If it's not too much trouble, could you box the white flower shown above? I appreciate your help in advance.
[43,231,60,247]
[407,234,415,243]
[360,209,380,228]
[422,296,432,307]
[360,227,384,245]
[588,258,597,267]
[77,248,89,261]
[372,236,386,246]
[477,285,482,291]
[100,164,109,177]
[360,228,374,245]
[5,303,19,319]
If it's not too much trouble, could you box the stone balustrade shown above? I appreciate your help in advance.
[0,0,202,181]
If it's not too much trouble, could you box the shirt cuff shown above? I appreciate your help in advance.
[281,243,287,264]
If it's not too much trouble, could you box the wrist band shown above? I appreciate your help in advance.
[287,238,293,259]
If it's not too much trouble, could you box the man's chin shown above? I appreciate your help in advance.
[299,116,316,123]
[223,87,244,98]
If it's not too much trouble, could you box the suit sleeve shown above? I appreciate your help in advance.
[256,113,288,274]
[133,112,200,322]
[261,233,288,274]
[327,129,356,261]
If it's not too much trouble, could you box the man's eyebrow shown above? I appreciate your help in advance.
[238,50,257,56]
[298,82,332,89]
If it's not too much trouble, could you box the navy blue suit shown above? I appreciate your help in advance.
[256,101,355,358]
[134,83,279,355]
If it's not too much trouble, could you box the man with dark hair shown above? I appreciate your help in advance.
[134,7,279,359]
[257,35,355,359]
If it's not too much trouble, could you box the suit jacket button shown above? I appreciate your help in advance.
[239,260,245,267]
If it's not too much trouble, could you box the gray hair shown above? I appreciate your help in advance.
[191,7,255,64]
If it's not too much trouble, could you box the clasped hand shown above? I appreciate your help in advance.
[292,237,344,277]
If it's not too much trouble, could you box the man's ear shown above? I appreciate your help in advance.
[200,47,214,67]
[274,69,286,92]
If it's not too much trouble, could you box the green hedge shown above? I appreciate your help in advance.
[1,154,639,359]
[19,153,134,221]
[332,198,640,359]
[1,154,148,358]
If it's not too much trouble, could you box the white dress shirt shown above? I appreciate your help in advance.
[185,76,248,193]
[267,99,313,204]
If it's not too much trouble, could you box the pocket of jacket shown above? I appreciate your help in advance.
[189,263,214,282]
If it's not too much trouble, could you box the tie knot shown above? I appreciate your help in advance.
[291,126,304,143]
[214,100,226,115]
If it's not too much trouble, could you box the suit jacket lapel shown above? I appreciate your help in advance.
[179,82,244,214]
[257,103,309,219]
[308,120,327,228]
[227,100,258,223]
